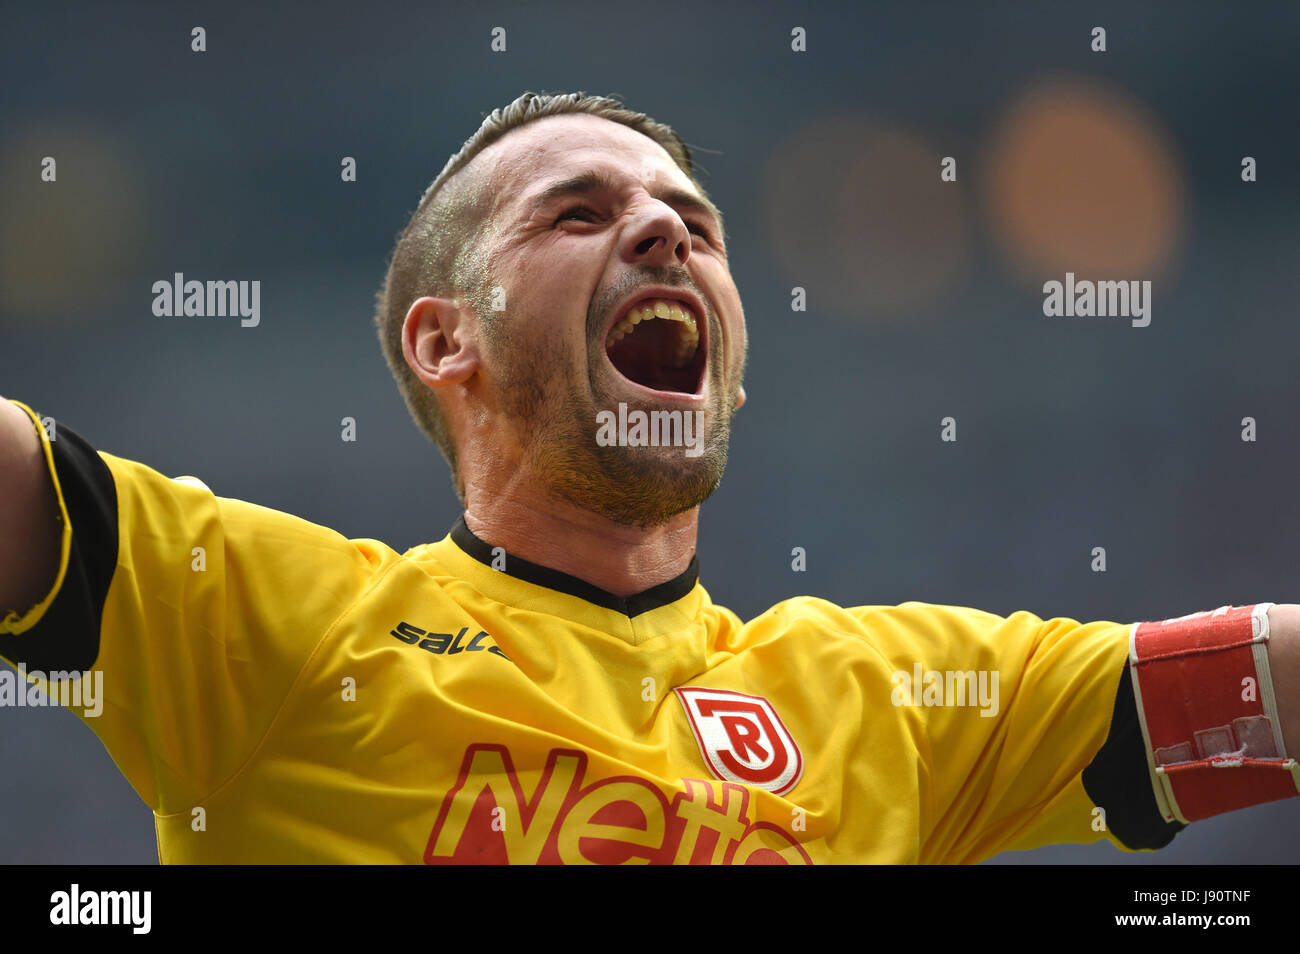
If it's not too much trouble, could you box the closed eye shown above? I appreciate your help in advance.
[556,205,712,239]
[556,205,601,224]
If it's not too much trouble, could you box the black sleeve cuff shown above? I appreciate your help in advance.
[0,418,117,673]
[1081,664,1187,850]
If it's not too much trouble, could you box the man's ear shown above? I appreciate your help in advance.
[402,296,480,388]
[736,385,746,410]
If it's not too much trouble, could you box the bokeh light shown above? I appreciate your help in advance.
[983,76,1185,284]
[0,121,148,324]
[761,115,970,322]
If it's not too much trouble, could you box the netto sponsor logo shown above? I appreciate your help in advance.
[425,743,813,864]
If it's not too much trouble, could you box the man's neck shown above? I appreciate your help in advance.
[461,490,699,599]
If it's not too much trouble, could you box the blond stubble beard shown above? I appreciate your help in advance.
[481,315,736,529]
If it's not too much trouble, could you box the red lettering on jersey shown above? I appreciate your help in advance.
[424,744,583,864]
[424,743,815,865]
[726,822,813,865]
[669,778,751,864]
[558,775,672,864]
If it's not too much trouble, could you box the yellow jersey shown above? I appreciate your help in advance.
[0,400,1183,863]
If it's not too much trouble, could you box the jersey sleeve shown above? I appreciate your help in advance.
[847,600,1184,862]
[0,400,397,814]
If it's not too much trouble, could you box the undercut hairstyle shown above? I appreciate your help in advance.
[373,90,710,501]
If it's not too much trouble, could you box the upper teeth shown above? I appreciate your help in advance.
[606,298,700,368]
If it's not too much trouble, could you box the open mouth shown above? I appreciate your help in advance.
[604,297,706,394]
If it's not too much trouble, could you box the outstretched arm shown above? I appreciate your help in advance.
[0,397,61,620]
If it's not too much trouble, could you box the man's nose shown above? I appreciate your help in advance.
[622,203,691,267]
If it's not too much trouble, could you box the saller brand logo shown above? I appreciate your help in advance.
[675,687,804,795]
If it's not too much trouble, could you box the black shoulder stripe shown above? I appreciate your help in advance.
[1081,664,1187,850]
[0,421,117,673]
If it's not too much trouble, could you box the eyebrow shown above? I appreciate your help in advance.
[527,169,726,239]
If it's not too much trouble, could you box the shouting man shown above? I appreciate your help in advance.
[2,91,1297,863]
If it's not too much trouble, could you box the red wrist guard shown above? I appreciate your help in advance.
[1130,603,1300,823]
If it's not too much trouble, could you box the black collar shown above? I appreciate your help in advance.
[450,517,700,618]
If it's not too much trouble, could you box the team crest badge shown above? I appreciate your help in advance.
[675,687,804,795]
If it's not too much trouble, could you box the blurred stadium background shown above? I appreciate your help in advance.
[1,0,1298,862]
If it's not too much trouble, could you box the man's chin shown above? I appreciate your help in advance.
[547,440,730,530]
